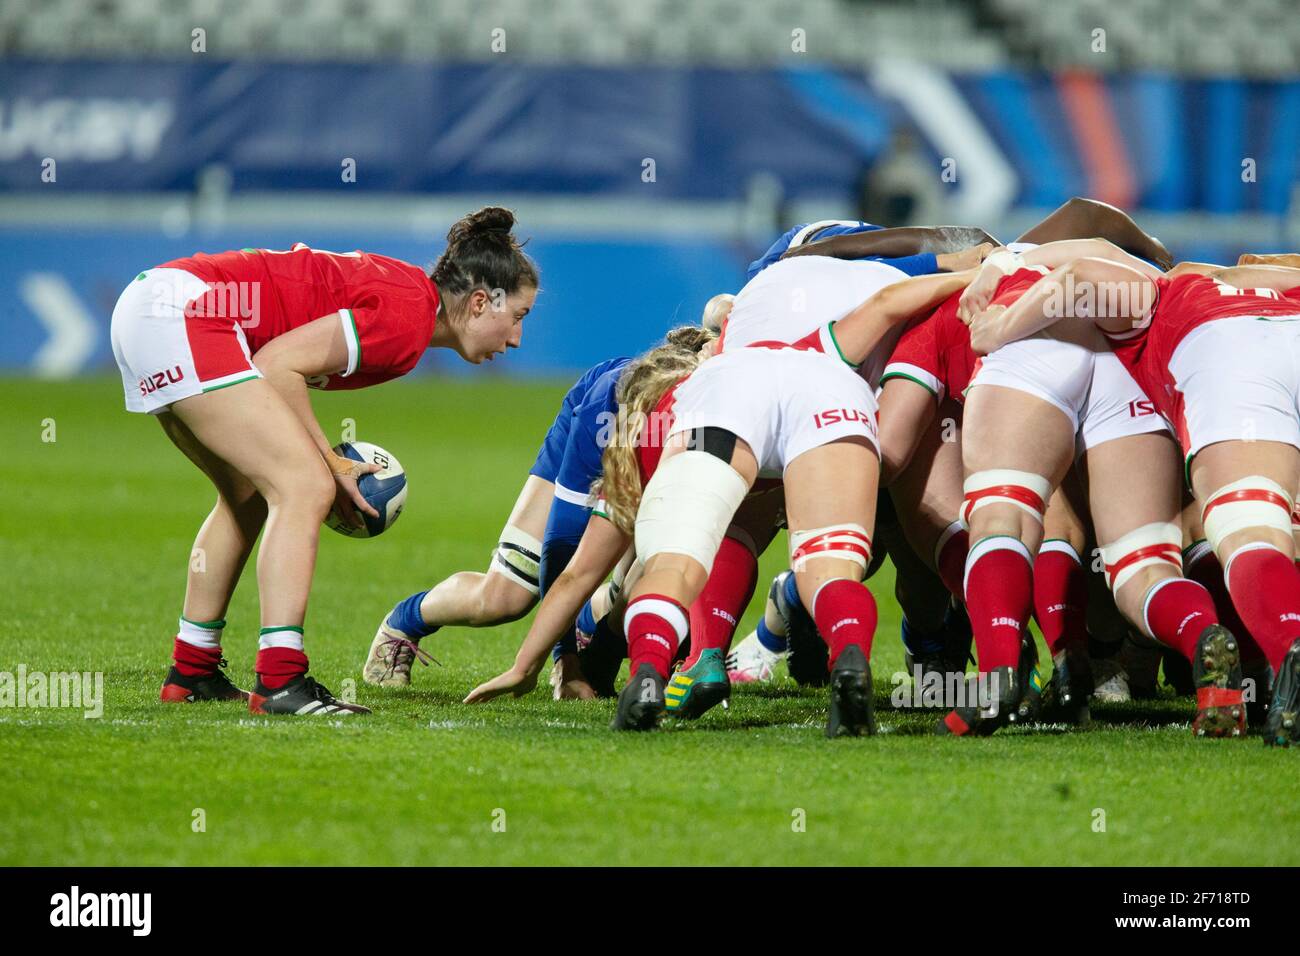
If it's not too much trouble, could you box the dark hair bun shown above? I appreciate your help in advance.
[431,206,538,298]
[447,206,516,246]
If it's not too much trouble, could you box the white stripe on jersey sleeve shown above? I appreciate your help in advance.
[880,362,945,402]
[554,482,594,508]
[338,309,360,377]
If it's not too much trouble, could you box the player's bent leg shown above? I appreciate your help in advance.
[949,384,1074,735]
[1085,432,1244,737]
[889,401,967,597]
[614,436,755,731]
[784,438,880,737]
[676,483,782,686]
[886,423,974,679]
[156,411,266,704]
[667,531,759,718]
[430,478,551,626]
[955,487,1050,732]
[1109,529,1244,738]
[1036,486,1088,655]
[792,551,877,738]
[888,524,963,681]
[1035,487,1093,723]
[169,379,369,716]
[1190,440,1300,745]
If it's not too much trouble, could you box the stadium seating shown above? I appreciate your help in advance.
[1,0,1296,74]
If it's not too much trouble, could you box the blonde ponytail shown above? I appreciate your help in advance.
[593,328,715,534]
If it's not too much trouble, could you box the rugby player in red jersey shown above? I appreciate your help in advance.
[943,246,1249,737]
[877,260,1131,719]
[730,201,1171,701]
[592,271,973,735]
[109,207,538,716]
[964,251,1300,744]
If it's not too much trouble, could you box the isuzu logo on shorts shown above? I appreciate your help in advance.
[812,408,875,431]
[1128,399,1157,417]
[139,365,183,396]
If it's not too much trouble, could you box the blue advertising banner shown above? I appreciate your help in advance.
[3,59,1295,209]
[0,60,878,199]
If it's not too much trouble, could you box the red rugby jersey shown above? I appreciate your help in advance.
[880,267,1048,403]
[1103,274,1300,438]
[159,243,440,390]
[638,382,682,483]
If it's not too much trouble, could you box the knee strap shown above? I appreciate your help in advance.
[1201,477,1292,554]
[789,524,872,576]
[960,469,1052,528]
[1099,522,1182,592]
[492,524,543,594]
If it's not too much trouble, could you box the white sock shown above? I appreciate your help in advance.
[258,626,305,651]
[178,616,223,649]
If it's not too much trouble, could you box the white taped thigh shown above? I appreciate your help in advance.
[635,451,749,572]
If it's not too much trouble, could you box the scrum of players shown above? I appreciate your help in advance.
[364,197,1300,747]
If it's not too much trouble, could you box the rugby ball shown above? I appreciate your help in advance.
[325,441,407,538]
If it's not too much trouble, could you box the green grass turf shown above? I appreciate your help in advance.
[2,374,1297,866]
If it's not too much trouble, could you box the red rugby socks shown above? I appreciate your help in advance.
[1141,577,1218,661]
[811,578,877,669]
[934,521,969,601]
[963,536,1033,671]
[1223,544,1300,672]
[1184,541,1264,668]
[173,616,225,677]
[256,625,309,689]
[625,595,689,680]
[685,535,758,666]
[1033,540,1088,657]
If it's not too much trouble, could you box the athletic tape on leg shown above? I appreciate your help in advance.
[635,450,749,571]
[960,469,1051,527]
[491,523,543,594]
[789,524,872,575]
[1201,477,1292,554]
[1099,522,1182,592]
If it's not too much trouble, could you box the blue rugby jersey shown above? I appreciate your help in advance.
[746,220,939,281]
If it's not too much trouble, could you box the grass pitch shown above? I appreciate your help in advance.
[2,375,1297,867]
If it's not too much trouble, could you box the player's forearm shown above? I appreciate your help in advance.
[1018,197,1172,270]
[781,227,923,261]
[1210,264,1300,292]
[968,268,1069,353]
[782,225,996,262]
[886,269,978,321]
[512,568,609,678]
[782,227,940,262]
[1019,238,1163,280]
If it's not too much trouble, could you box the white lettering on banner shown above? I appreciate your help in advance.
[0,98,174,162]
